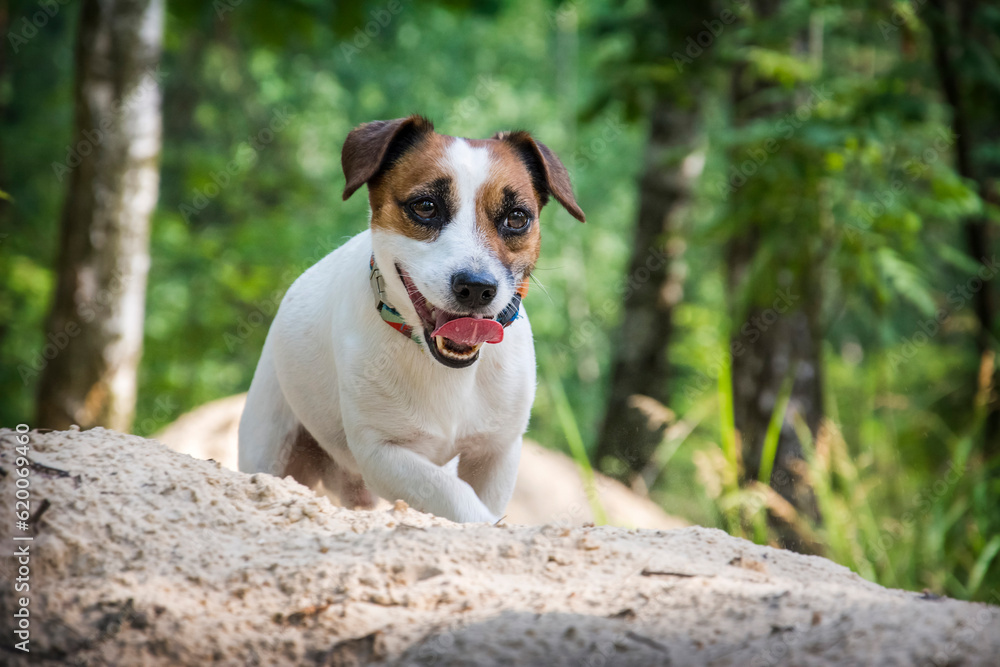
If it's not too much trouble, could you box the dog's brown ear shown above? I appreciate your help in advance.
[342,115,435,200]
[493,130,585,222]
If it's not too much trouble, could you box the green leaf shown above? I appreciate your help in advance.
[876,248,936,317]
[758,368,796,486]
[543,362,607,526]
[967,535,1000,598]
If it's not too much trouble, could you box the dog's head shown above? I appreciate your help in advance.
[342,115,585,368]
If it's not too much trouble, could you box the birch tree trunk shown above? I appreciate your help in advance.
[35,0,164,431]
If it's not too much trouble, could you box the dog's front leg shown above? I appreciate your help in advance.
[346,424,498,523]
[457,439,521,518]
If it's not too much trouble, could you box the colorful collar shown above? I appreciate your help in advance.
[368,254,527,345]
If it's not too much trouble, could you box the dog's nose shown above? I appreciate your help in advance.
[451,271,498,309]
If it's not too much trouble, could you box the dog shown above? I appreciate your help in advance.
[238,115,585,523]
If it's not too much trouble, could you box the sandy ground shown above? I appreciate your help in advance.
[1,427,998,666]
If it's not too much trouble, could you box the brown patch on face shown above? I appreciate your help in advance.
[367,133,456,242]
[491,130,585,223]
[470,139,544,278]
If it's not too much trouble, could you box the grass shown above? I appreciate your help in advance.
[543,361,608,525]
[536,332,999,603]
[645,347,1000,603]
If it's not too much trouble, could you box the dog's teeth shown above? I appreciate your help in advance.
[434,336,482,360]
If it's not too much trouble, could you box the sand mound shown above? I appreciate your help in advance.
[154,393,687,530]
[1,428,998,666]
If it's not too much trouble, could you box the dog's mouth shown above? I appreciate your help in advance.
[396,265,503,368]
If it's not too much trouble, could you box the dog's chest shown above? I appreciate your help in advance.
[356,347,530,466]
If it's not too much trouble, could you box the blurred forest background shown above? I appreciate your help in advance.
[1,0,999,602]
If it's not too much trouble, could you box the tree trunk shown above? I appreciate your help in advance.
[725,9,824,553]
[925,0,1000,455]
[728,241,825,547]
[35,0,164,432]
[594,93,700,481]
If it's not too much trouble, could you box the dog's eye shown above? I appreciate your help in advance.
[504,208,531,231]
[410,198,438,220]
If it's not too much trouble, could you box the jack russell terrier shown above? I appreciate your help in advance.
[238,116,585,523]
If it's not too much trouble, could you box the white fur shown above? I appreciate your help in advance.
[376,139,515,316]
[238,140,535,523]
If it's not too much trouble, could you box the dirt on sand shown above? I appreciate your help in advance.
[1,427,998,666]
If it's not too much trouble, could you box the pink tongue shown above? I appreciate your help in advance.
[431,315,504,345]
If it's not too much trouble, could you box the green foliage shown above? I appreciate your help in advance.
[0,0,78,411]
[542,360,607,525]
[1,0,998,603]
